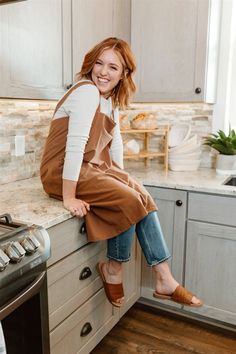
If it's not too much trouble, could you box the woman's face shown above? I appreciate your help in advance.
[91,48,123,97]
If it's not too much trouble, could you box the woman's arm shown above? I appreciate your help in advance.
[59,83,99,217]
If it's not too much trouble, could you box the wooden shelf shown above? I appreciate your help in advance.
[121,126,169,173]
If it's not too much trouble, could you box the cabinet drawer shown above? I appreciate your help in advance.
[47,217,87,266]
[48,241,106,330]
[188,192,236,226]
[50,289,119,354]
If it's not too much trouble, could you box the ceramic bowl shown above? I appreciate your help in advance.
[168,158,201,171]
[169,151,201,160]
[168,123,191,148]
[168,134,198,153]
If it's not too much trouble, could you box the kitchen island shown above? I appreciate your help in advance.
[0,165,235,353]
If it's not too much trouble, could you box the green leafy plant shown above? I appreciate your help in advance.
[204,129,236,155]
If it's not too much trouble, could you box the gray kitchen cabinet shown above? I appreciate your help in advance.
[184,192,236,326]
[141,186,187,309]
[140,187,236,329]
[0,0,131,99]
[0,0,72,99]
[131,0,221,102]
[47,216,140,354]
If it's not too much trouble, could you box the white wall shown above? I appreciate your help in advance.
[213,0,236,133]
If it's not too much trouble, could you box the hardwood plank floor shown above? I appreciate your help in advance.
[91,304,236,354]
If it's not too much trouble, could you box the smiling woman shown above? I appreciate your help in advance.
[75,37,136,109]
[40,37,203,308]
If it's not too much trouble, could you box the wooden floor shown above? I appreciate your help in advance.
[91,304,236,354]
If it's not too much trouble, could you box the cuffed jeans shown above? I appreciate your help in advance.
[107,211,171,266]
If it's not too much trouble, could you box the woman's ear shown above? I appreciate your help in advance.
[122,69,128,80]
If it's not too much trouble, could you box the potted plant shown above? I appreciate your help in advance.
[204,129,236,175]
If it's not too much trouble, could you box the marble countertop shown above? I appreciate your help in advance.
[0,164,235,228]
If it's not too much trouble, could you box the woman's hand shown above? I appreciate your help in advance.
[63,197,90,218]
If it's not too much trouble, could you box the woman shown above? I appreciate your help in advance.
[40,37,203,308]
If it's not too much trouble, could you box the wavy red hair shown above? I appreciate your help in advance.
[75,37,136,109]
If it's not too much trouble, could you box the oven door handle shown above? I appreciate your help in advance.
[0,271,46,320]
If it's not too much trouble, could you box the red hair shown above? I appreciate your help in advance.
[75,37,136,109]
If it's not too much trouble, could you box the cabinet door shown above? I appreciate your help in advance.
[131,0,221,102]
[72,0,131,79]
[0,0,72,99]
[119,238,141,317]
[141,186,187,308]
[184,221,236,325]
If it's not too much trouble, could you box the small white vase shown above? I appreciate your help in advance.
[216,154,236,175]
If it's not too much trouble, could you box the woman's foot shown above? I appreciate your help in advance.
[153,261,203,306]
[98,260,124,306]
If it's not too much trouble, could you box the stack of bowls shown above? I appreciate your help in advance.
[168,124,201,171]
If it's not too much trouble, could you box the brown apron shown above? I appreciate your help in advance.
[40,81,157,241]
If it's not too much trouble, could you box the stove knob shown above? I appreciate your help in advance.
[0,259,6,272]
[13,241,26,258]
[27,234,40,249]
[21,238,36,254]
[0,249,10,271]
[5,243,22,263]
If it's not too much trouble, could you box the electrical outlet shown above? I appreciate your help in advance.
[14,135,25,156]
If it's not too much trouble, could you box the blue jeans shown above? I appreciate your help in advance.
[107,211,171,266]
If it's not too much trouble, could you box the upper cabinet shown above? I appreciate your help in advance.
[131,0,222,103]
[0,0,221,102]
[0,0,72,99]
[0,0,131,99]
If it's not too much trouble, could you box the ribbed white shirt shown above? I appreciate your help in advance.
[53,81,124,181]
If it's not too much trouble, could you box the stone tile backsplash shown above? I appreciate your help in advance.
[0,99,213,185]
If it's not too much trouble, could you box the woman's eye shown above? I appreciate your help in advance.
[111,66,118,70]
[96,61,102,65]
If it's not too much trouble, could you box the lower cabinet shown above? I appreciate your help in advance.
[47,218,141,354]
[141,186,187,309]
[184,192,236,326]
[141,187,236,329]
[184,220,236,325]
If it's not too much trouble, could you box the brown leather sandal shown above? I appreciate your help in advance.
[97,262,124,307]
[153,285,203,307]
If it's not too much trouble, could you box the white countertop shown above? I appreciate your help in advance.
[0,164,235,228]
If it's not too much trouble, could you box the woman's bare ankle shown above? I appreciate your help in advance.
[107,259,122,275]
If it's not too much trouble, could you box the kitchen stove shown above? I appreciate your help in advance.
[0,213,51,354]
[0,213,50,304]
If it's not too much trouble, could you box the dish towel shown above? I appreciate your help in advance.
[0,322,6,354]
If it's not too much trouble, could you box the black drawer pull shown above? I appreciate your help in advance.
[80,322,92,337]
[79,266,92,280]
[176,200,183,207]
[80,222,87,234]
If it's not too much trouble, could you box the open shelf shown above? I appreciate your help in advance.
[121,126,169,173]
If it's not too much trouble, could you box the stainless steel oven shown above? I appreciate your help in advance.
[0,214,51,354]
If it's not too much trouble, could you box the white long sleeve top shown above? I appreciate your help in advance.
[53,81,124,181]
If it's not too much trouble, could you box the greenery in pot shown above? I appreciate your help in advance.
[204,129,236,155]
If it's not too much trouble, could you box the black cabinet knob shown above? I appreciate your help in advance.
[195,87,201,94]
[79,266,92,280]
[80,322,92,337]
[176,200,183,207]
